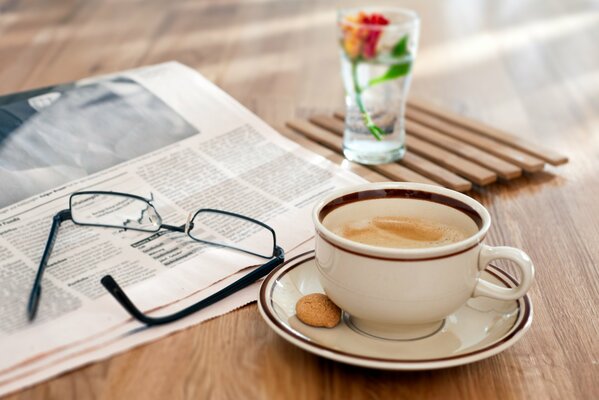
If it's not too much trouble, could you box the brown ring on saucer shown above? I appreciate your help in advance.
[260,252,531,364]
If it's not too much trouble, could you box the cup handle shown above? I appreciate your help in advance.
[473,244,535,301]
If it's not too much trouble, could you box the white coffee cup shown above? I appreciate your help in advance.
[312,182,534,340]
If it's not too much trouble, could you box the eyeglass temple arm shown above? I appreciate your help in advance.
[27,209,72,321]
[101,246,285,326]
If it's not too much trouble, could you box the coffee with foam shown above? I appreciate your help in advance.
[330,216,468,249]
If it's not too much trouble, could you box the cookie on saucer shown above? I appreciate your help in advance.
[295,293,341,328]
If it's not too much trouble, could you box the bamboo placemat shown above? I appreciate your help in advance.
[286,99,568,192]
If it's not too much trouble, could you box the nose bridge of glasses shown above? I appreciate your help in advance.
[160,223,187,233]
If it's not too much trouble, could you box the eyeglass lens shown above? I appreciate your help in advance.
[189,210,275,258]
[70,192,162,232]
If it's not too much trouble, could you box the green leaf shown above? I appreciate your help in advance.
[366,35,412,87]
[368,61,412,87]
[392,35,409,57]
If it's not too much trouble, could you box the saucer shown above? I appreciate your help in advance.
[258,251,533,370]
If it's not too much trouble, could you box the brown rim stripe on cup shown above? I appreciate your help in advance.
[259,253,531,364]
[318,189,484,229]
[316,231,484,262]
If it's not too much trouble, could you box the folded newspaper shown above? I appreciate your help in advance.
[0,62,366,395]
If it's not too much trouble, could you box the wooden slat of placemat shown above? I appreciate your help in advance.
[405,107,545,172]
[408,98,569,166]
[307,116,471,191]
[313,115,497,186]
[310,115,345,136]
[405,119,522,179]
[405,135,497,185]
[286,119,440,186]
[400,152,472,192]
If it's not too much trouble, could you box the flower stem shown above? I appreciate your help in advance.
[351,60,383,141]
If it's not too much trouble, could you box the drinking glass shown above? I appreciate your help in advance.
[338,7,420,165]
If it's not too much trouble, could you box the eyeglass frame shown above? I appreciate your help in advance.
[27,190,285,326]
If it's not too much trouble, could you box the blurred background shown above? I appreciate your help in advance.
[0,0,597,155]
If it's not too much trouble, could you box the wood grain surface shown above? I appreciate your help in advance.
[1,0,598,399]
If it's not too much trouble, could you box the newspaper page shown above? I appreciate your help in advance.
[0,62,366,395]
[0,242,314,396]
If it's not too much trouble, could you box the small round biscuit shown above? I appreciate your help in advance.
[295,293,341,328]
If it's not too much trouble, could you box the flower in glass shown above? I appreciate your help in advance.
[340,11,413,140]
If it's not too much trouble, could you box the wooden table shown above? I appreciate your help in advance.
[2,0,598,398]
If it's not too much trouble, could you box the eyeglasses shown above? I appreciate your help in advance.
[28,190,285,326]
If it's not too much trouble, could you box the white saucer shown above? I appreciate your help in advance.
[258,251,533,370]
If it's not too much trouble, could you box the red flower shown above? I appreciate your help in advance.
[342,12,389,60]
[361,13,389,58]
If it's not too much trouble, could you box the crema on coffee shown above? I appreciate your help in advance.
[330,216,468,249]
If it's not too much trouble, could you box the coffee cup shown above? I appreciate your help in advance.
[312,182,534,340]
